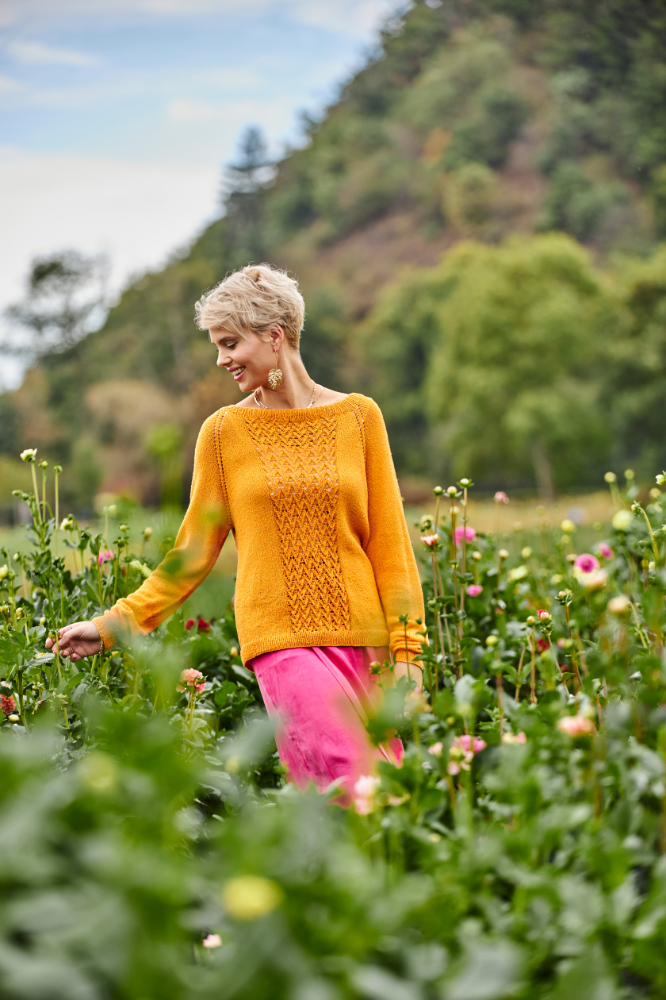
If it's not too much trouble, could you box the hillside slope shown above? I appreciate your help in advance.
[2,0,666,510]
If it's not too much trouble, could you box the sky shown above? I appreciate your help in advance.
[0,0,400,387]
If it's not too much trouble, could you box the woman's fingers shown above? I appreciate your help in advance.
[45,621,102,660]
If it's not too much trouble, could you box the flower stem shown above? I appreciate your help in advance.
[30,463,41,524]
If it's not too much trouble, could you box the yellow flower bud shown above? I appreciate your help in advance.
[221,876,282,921]
[612,509,633,532]
[607,594,631,615]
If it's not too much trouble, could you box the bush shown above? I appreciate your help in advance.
[2,459,666,995]
[443,85,528,170]
[538,162,629,242]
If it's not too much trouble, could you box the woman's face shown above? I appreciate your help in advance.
[209,326,279,394]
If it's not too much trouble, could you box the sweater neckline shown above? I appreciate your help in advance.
[233,392,363,421]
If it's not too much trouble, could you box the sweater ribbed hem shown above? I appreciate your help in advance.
[241,629,392,665]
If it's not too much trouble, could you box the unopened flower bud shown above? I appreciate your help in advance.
[612,509,633,531]
[656,472,666,485]
[624,469,635,480]
[498,549,509,560]
[446,486,457,497]
[472,550,482,561]
[230,646,239,658]
[459,478,471,487]
[0,565,8,580]
[561,519,575,533]
[433,486,443,496]
[485,635,499,646]
[143,527,153,539]
[521,547,532,559]
[649,488,661,500]
[607,594,631,615]
[20,448,37,462]
[526,616,535,625]
[604,471,616,483]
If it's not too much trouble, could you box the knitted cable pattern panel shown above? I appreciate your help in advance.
[245,412,351,633]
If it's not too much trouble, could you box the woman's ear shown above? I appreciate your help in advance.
[269,324,284,351]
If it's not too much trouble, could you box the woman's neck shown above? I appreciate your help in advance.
[254,355,316,410]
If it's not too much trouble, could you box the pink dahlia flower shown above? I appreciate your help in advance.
[1,694,16,715]
[558,715,595,737]
[574,553,600,574]
[353,775,380,815]
[203,934,222,948]
[598,543,614,560]
[454,526,477,544]
[179,668,206,694]
[467,584,483,597]
[448,734,486,775]
[501,732,527,745]
[98,550,114,564]
[494,491,509,505]
[428,741,443,757]
[421,533,439,548]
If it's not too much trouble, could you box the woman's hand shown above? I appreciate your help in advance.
[46,621,103,662]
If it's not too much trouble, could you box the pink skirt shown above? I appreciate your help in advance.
[249,645,403,801]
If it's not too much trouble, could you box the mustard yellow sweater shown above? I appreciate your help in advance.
[93,394,425,665]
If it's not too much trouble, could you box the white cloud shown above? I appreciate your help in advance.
[168,98,218,120]
[0,72,24,95]
[0,147,220,387]
[8,39,97,66]
[0,0,400,38]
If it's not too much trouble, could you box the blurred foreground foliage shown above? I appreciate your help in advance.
[2,461,666,997]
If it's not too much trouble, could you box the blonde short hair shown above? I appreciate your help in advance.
[195,264,305,349]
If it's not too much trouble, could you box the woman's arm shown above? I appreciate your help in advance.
[362,398,426,665]
[91,412,232,649]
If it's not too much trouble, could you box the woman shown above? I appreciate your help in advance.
[48,265,425,797]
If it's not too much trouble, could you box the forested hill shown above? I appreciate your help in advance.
[3,0,666,511]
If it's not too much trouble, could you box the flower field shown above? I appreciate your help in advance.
[2,456,666,999]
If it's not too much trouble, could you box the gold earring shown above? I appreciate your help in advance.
[268,347,283,390]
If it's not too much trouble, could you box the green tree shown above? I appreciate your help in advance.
[608,245,666,474]
[3,250,107,359]
[425,234,615,497]
[363,233,615,495]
